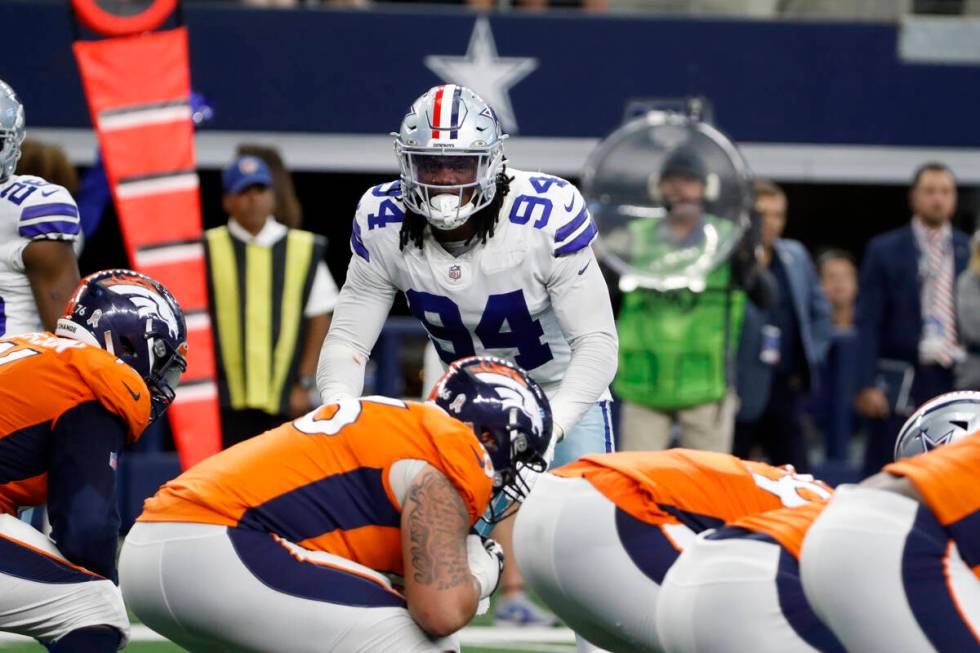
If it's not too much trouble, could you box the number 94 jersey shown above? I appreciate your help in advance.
[349,168,608,390]
[0,175,80,335]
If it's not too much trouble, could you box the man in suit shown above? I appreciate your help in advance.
[854,162,971,476]
[735,180,832,471]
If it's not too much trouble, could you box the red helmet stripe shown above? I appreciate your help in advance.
[431,85,445,140]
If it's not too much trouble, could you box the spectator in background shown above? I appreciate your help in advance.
[818,249,858,330]
[205,154,339,448]
[955,230,980,390]
[616,149,775,454]
[854,162,971,476]
[236,143,303,229]
[734,180,831,472]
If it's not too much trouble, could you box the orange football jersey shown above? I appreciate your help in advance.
[729,500,829,559]
[140,397,495,576]
[885,432,980,531]
[552,449,832,530]
[0,332,151,514]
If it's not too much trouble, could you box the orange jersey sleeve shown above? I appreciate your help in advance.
[884,432,980,528]
[140,398,494,575]
[0,333,151,513]
[728,500,830,559]
[552,450,832,529]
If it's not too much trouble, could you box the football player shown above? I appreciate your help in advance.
[512,449,832,652]
[801,391,980,652]
[0,269,187,652]
[0,80,81,336]
[655,391,980,653]
[120,356,554,653]
[316,84,617,626]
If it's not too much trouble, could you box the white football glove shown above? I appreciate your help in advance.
[466,534,504,600]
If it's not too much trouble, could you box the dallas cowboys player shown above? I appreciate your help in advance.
[317,85,618,632]
[0,80,80,337]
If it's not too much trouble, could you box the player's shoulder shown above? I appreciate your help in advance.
[2,174,79,242]
[504,168,596,257]
[350,179,405,263]
[66,338,152,437]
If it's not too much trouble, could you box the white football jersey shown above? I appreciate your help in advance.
[349,168,605,390]
[0,174,79,336]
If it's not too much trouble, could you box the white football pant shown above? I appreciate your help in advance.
[656,528,842,653]
[801,485,980,652]
[0,514,129,647]
[120,521,459,652]
[514,473,694,652]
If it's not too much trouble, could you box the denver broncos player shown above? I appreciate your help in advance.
[801,391,980,652]
[655,391,980,653]
[0,79,81,336]
[316,84,617,628]
[120,356,553,653]
[512,449,832,652]
[0,269,186,652]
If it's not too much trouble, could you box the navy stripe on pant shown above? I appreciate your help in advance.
[227,528,405,609]
[0,534,100,585]
[902,506,980,651]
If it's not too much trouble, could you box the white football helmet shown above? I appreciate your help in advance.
[0,80,25,182]
[894,391,980,459]
[393,85,506,231]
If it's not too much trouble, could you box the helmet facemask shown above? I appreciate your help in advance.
[0,81,25,182]
[396,144,503,231]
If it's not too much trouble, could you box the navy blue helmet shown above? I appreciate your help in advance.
[55,269,187,423]
[429,355,554,522]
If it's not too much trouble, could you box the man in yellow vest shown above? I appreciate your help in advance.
[205,155,338,447]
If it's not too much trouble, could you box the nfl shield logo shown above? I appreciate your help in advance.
[448,265,462,280]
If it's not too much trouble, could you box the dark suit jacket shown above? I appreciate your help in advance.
[855,224,971,390]
[737,239,833,422]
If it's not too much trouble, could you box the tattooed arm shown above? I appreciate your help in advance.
[401,464,481,637]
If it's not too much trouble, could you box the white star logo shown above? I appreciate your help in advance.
[424,17,538,134]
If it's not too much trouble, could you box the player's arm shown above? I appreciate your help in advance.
[315,245,396,402]
[17,184,82,331]
[547,244,619,438]
[859,471,924,503]
[401,465,500,637]
[46,401,127,582]
[23,240,80,331]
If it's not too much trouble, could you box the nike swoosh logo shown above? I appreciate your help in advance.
[122,381,141,402]
[40,188,59,197]
[577,259,592,275]
[564,196,575,211]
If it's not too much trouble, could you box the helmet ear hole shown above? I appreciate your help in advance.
[117,336,137,357]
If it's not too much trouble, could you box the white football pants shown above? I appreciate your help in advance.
[0,514,129,647]
[801,486,980,652]
[514,473,694,652]
[120,521,459,652]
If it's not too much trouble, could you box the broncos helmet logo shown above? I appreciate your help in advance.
[101,275,182,340]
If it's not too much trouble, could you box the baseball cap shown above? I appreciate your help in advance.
[660,147,707,183]
[222,155,272,194]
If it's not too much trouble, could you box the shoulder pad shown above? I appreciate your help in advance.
[78,346,152,443]
[351,180,405,262]
[505,170,596,257]
[13,178,79,242]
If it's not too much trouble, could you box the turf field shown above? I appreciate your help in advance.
[0,624,577,653]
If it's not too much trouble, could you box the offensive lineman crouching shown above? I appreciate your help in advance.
[0,270,187,651]
[121,356,553,652]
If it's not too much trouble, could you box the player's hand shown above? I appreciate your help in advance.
[466,534,504,600]
[855,387,890,419]
[288,384,314,418]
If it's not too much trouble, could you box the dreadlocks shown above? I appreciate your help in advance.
[399,167,514,251]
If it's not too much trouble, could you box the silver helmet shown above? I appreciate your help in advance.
[894,391,980,460]
[393,85,506,231]
[0,81,24,182]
